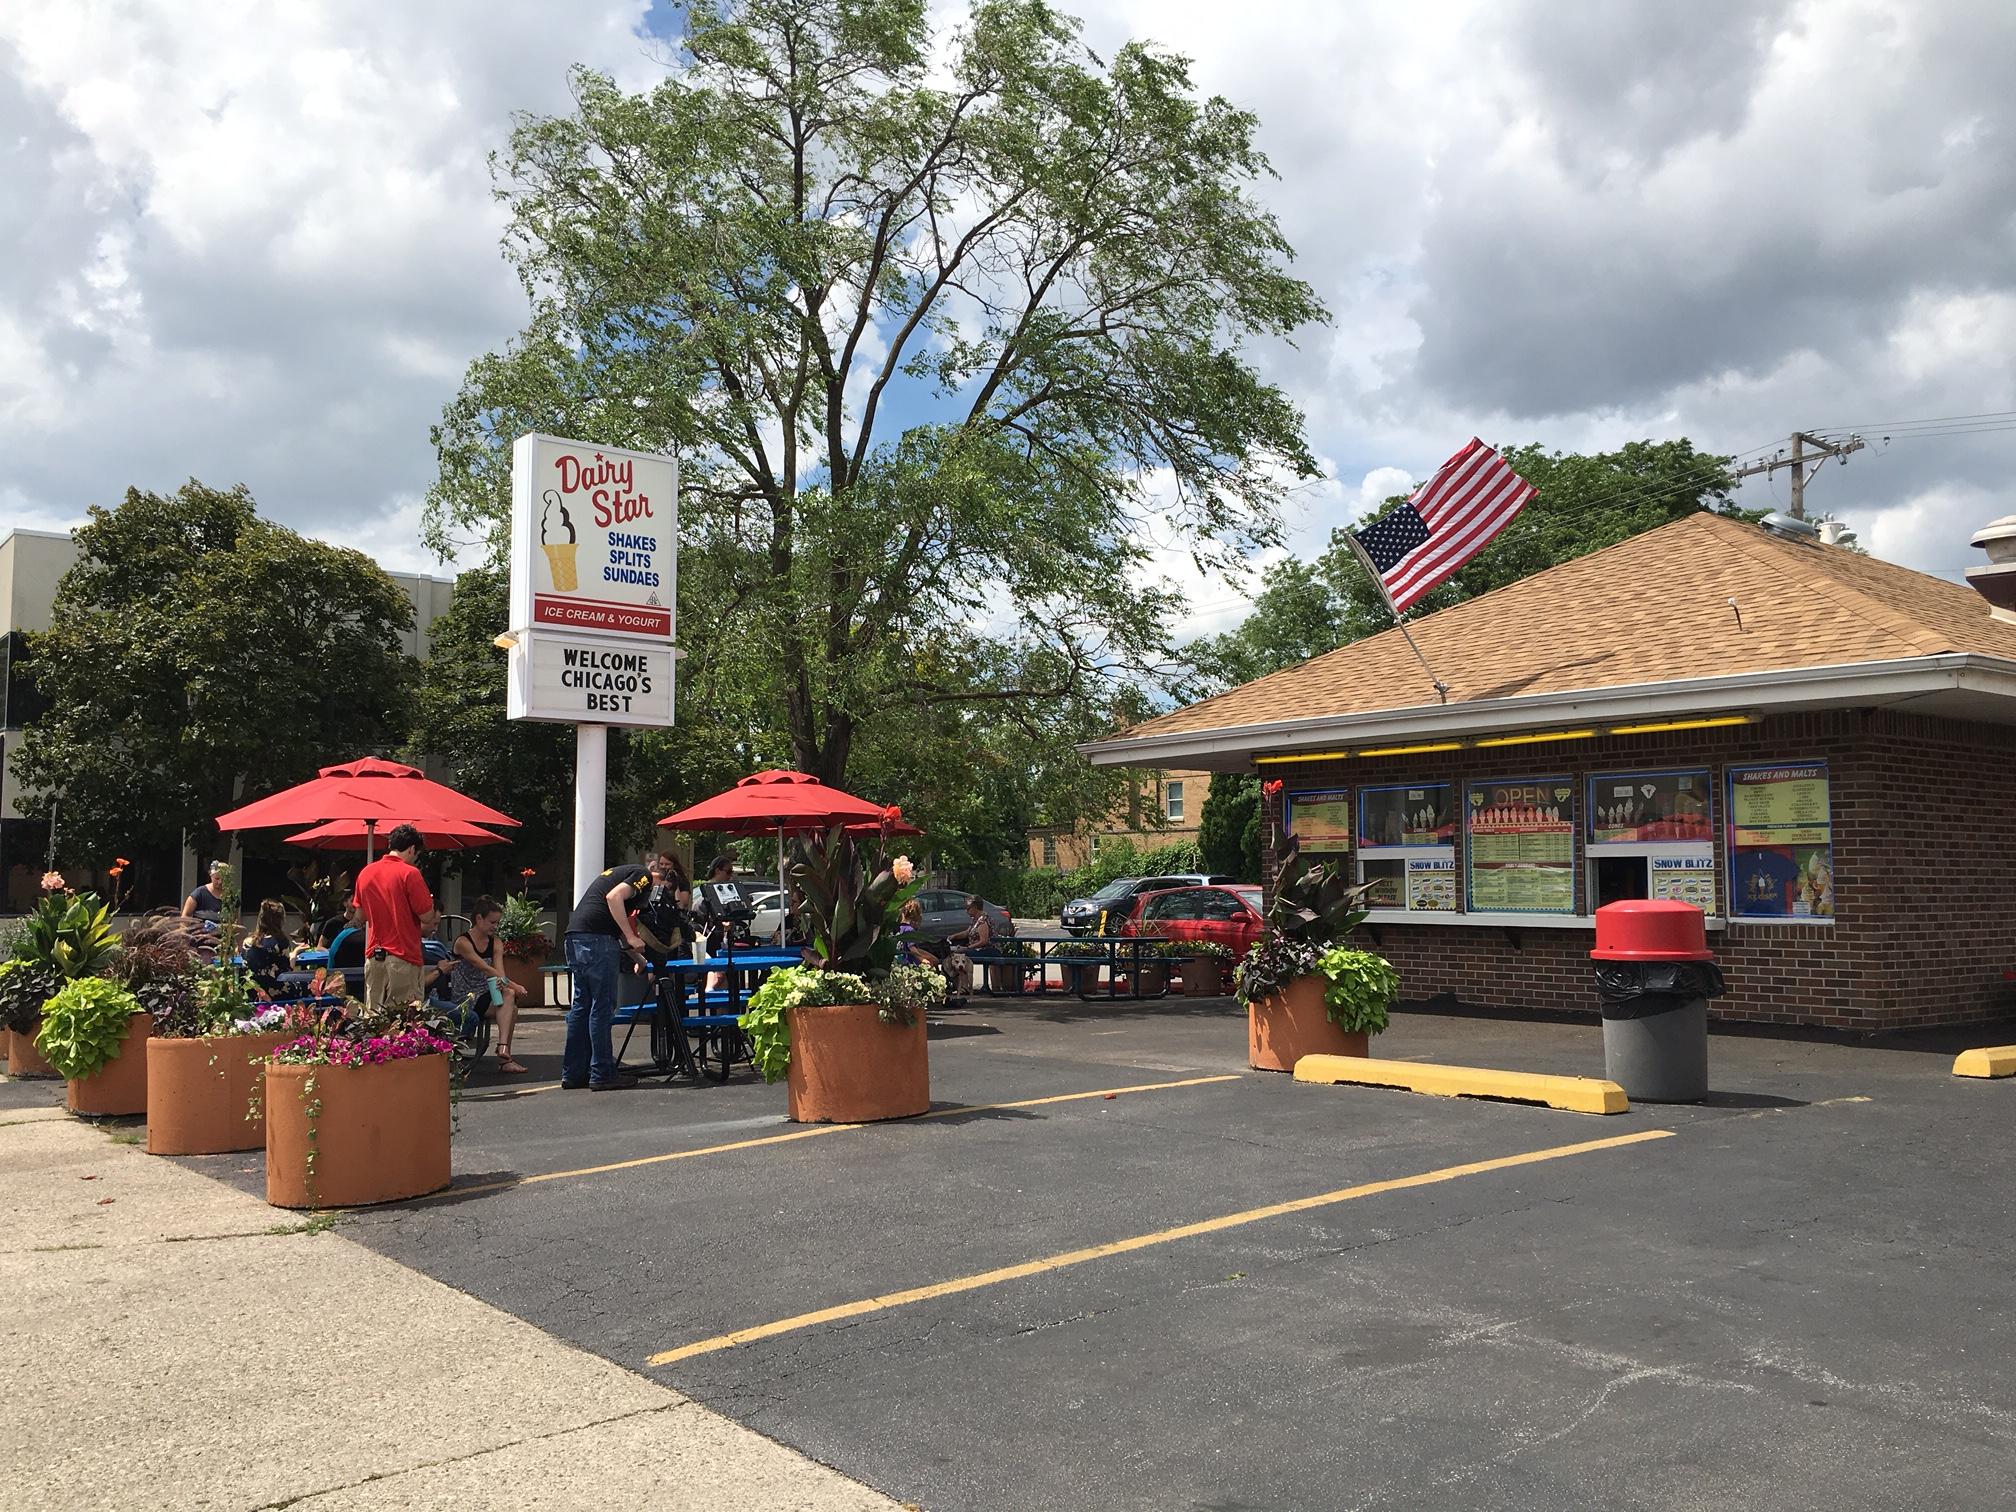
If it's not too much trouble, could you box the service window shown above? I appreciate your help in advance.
[1727,761,1834,921]
[1585,769,1715,914]
[1284,789,1353,855]
[1357,783,1457,912]
[1465,777,1576,914]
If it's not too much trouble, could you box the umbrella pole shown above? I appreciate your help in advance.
[365,819,376,865]
[776,825,786,946]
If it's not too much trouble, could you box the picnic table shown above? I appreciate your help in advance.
[968,934,1185,1000]
[617,947,803,1081]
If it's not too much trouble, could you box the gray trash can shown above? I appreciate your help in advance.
[1594,959,1726,1102]
[1589,899,1726,1103]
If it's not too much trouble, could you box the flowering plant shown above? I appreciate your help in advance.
[496,892,549,959]
[40,870,64,894]
[269,1023,455,1068]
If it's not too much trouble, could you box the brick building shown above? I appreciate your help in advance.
[1085,511,2016,1030]
[1024,768,1217,871]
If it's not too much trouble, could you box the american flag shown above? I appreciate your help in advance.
[1349,438,1536,613]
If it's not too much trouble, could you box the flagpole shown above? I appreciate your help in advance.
[1343,534,1451,705]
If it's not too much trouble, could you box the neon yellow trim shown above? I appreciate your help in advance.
[1606,715,1756,735]
[1472,728,1598,748]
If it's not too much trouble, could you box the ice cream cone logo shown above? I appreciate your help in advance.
[540,490,580,592]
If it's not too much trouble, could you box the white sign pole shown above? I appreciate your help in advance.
[574,724,608,899]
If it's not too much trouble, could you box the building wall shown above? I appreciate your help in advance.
[1255,709,2016,1032]
[1028,768,1215,871]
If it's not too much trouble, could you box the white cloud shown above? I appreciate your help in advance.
[3,0,2012,627]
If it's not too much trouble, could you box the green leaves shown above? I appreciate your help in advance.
[14,891,120,984]
[35,977,142,1082]
[427,0,1326,804]
[1314,948,1398,1035]
[1268,834,1373,948]
[12,482,416,860]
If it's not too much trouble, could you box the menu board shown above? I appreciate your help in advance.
[1728,762,1833,920]
[1466,777,1576,914]
[1286,790,1353,854]
[1650,857,1717,912]
[1587,770,1712,845]
[1405,857,1458,911]
[1359,784,1457,849]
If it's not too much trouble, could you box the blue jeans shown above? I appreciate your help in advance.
[563,932,621,1085]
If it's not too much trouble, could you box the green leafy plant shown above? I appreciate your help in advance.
[790,826,901,972]
[12,889,120,981]
[1267,833,1374,945]
[495,893,549,960]
[35,977,143,1081]
[0,960,61,1035]
[1315,946,1398,1033]
[739,965,872,1083]
[212,861,242,925]
[282,860,351,931]
[1233,936,1320,1006]
[1181,941,1235,961]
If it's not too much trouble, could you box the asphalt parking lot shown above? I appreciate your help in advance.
[14,995,2016,1510]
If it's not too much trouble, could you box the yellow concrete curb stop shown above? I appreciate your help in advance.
[1293,1054,1629,1115]
[1952,1045,2016,1079]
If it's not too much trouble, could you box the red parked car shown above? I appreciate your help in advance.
[1119,885,1266,956]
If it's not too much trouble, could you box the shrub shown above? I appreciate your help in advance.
[36,977,143,1080]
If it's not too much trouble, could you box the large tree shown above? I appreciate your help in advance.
[14,481,416,861]
[427,0,1325,796]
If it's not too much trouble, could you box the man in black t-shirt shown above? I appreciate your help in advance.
[561,863,652,1090]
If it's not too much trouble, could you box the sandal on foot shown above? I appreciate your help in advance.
[496,1054,531,1075]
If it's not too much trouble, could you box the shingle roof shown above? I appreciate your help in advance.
[1129,512,2016,740]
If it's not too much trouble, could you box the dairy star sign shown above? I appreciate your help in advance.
[509,434,678,640]
[505,433,681,893]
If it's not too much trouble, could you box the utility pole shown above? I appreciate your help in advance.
[1732,432,1865,519]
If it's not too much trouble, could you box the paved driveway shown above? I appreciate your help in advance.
[30,994,2015,1511]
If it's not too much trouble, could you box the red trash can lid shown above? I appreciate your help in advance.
[1589,899,1713,961]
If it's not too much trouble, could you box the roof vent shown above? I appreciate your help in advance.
[1966,516,2016,625]
[1759,512,1820,541]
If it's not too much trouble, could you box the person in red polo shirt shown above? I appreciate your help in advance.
[354,824,439,1012]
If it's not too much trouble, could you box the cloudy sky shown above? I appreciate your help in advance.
[4,0,2012,639]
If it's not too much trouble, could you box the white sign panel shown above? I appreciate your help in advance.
[507,631,677,727]
[510,433,678,641]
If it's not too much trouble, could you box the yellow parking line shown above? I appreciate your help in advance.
[424,1073,1242,1201]
[460,1081,566,1102]
[646,1127,1675,1366]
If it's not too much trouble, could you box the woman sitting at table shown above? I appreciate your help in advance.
[241,899,294,990]
[446,896,530,1074]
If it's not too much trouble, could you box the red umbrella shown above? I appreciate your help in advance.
[657,770,886,833]
[659,771,894,943]
[284,818,509,853]
[217,757,519,861]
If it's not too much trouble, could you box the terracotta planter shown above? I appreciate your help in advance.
[65,1013,153,1117]
[146,1032,289,1156]
[1183,957,1229,997]
[785,1001,929,1124]
[1248,975,1369,1072]
[1134,963,1169,996]
[5,1026,58,1079]
[502,949,548,1008]
[1059,961,1104,997]
[265,1053,451,1209]
[985,961,1023,994]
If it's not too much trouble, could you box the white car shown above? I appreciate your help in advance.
[746,889,785,943]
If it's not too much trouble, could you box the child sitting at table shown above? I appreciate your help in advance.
[241,899,294,990]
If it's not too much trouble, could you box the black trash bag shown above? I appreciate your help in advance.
[1594,959,1728,1019]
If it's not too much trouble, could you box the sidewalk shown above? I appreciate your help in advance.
[0,1097,899,1512]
